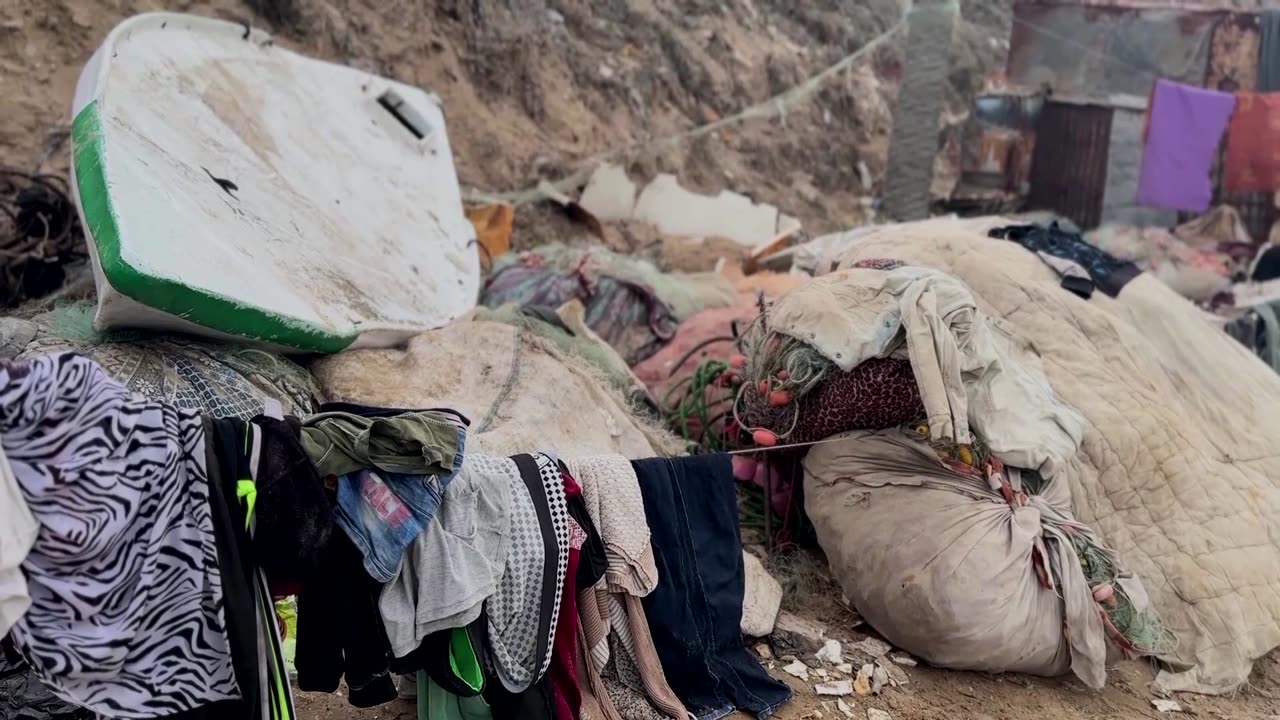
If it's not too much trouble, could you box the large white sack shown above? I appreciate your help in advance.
[804,429,1110,688]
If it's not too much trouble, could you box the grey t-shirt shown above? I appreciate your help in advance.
[380,453,514,657]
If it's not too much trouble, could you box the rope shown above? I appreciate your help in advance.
[476,327,525,434]
[463,1,919,207]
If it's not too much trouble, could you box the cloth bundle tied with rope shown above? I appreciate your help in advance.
[804,427,1168,689]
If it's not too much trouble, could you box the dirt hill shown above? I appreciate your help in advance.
[0,0,1007,234]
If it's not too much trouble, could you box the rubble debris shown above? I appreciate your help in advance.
[815,639,844,665]
[742,552,783,636]
[579,164,639,222]
[578,165,801,249]
[837,699,855,718]
[536,179,606,241]
[888,653,917,667]
[851,638,893,659]
[756,644,774,660]
[0,317,37,360]
[1153,699,1184,714]
[867,709,891,720]
[772,611,828,657]
[815,680,854,697]
[871,664,889,694]
[835,663,854,675]
[878,659,907,687]
[783,660,812,681]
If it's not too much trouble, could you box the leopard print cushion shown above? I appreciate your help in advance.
[742,357,924,443]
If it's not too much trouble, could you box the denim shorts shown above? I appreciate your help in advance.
[336,427,467,583]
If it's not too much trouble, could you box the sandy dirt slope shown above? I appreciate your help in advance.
[0,0,1005,233]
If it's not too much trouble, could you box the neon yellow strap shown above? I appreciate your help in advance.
[236,480,257,532]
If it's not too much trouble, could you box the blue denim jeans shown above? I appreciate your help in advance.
[335,428,466,582]
[633,454,792,719]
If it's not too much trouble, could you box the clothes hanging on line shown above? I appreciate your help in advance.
[1224,92,1280,192]
[301,407,468,584]
[0,354,785,720]
[0,354,239,719]
[1137,79,1236,212]
[1259,10,1280,93]
[381,453,515,661]
[489,453,570,694]
[566,455,686,720]
[0,442,35,639]
[633,454,792,720]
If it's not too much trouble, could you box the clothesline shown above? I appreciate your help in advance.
[725,436,846,455]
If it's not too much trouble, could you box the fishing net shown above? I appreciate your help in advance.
[0,170,88,308]
[472,303,640,396]
[1070,532,1176,657]
[526,243,737,320]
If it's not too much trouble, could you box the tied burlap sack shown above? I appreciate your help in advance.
[804,429,1116,688]
[311,320,677,458]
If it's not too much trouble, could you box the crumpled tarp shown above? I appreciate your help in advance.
[481,244,736,365]
[1,641,91,720]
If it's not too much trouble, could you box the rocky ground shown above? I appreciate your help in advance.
[5,1,1280,718]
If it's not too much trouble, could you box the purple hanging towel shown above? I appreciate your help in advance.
[1136,79,1236,212]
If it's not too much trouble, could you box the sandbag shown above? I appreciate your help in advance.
[803,429,1110,688]
[311,320,675,458]
[824,216,1280,694]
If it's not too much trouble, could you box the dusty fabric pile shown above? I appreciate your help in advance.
[481,244,736,365]
[472,302,645,399]
[805,429,1147,688]
[1087,207,1259,304]
[810,216,1280,695]
[742,259,1144,689]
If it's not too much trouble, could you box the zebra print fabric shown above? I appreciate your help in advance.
[0,353,239,718]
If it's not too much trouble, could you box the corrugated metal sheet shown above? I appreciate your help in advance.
[1026,101,1113,229]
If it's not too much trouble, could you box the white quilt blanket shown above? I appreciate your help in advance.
[827,217,1280,694]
